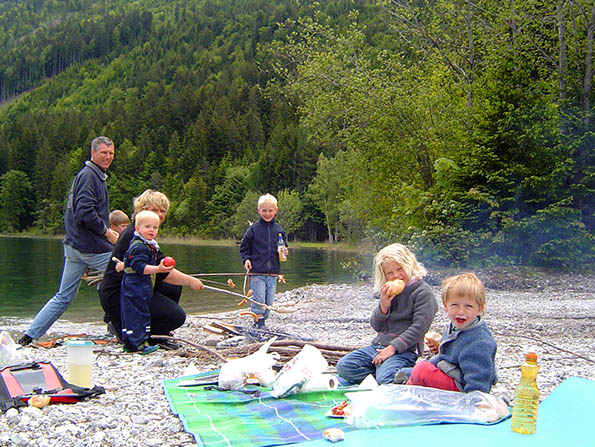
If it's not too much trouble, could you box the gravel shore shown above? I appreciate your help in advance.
[1,268,594,447]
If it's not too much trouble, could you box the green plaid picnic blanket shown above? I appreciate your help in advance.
[162,372,355,447]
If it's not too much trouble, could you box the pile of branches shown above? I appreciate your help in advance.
[216,339,357,366]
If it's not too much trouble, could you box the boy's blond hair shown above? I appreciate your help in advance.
[441,272,486,308]
[133,190,170,215]
[134,210,160,228]
[109,209,129,227]
[373,243,427,291]
[257,193,278,209]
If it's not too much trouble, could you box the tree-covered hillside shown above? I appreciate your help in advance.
[0,0,593,268]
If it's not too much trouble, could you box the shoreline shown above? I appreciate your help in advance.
[2,277,594,447]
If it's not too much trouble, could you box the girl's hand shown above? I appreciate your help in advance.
[115,261,125,273]
[379,283,396,314]
[373,345,396,365]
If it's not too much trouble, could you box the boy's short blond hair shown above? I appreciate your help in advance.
[133,190,170,215]
[134,210,160,228]
[373,243,427,291]
[257,193,278,209]
[441,272,486,308]
[109,209,129,227]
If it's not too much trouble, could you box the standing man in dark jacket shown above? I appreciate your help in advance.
[19,136,118,345]
[239,193,288,329]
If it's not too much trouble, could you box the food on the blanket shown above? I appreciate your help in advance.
[227,278,235,288]
[323,428,345,442]
[475,396,510,423]
[387,279,405,295]
[163,256,176,267]
[330,400,352,417]
[29,395,51,408]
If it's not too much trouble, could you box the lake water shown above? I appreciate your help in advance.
[0,237,370,324]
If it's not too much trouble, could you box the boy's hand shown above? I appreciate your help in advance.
[244,259,252,272]
[425,331,442,354]
[373,345,396,365]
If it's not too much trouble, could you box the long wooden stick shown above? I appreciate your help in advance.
[202,284,297,314]
[190,272,281,277]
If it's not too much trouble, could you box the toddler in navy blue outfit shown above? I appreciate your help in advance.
[116,210,174,354]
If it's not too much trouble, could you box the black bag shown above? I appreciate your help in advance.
[0,361,105,412]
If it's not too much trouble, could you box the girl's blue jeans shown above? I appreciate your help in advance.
[336,344,418,385]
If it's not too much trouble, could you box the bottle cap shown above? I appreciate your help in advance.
[525,352,538,361]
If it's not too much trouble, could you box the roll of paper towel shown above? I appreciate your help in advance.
[300,374,339,392]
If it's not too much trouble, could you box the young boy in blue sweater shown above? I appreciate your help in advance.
[407,272,497,393]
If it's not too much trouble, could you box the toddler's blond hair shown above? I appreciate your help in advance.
[134,210,160,229]
[441,272,486,309]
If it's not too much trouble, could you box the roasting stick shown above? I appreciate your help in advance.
[189,272,281,278]
[111,257,293,312]
[202,284,297,314]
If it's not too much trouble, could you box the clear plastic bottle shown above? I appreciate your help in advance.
[511,352,540,434]
[277,233,287,262]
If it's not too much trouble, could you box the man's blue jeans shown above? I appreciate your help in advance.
[336,344,418,385]
[249,275,277,321]
[26,244,112,339]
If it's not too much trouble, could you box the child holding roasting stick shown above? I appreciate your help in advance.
[239,193,288,329]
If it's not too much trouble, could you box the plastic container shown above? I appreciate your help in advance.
[277,233,287,262]
[67,340,94,388]
[0,331,25,368]
[511,352,540,434]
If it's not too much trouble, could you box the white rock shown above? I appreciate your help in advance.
[5,407,19,424]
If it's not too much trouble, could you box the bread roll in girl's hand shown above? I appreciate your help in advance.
[386,279,405,295]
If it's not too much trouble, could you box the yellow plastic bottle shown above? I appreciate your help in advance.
[277,233,287,262]
[511,352,540,434]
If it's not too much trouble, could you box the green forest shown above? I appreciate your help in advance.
[0,0,593,269]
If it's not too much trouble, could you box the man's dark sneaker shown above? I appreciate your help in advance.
[18,334,33,346]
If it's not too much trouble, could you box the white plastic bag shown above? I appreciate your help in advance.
[0,332,25,368]
[344,384,510,428]
[270,344,328,398]
[218,337,280,389]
